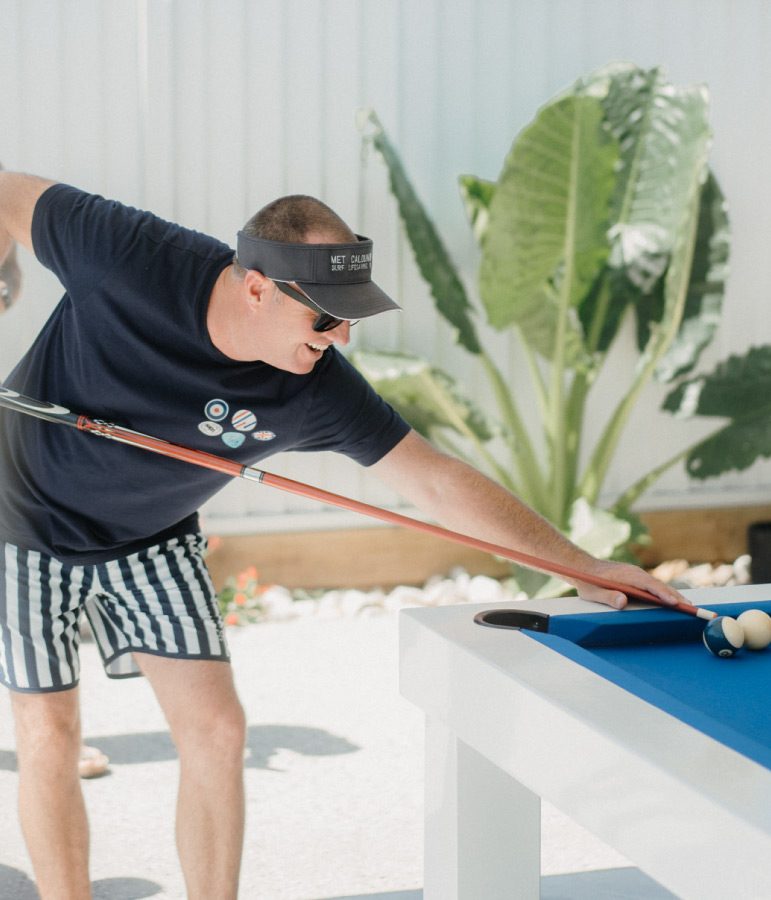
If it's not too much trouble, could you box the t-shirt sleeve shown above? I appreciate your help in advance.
[293,350,411,466]
[31,183,171,298]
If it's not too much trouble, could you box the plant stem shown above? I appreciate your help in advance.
[562,369,593,513]
[586,276,613,354]
[478,350,547,510]
[420,370,519,495]
[522,337,548,418]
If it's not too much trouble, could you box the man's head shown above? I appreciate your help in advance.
[240,194,356,244]
[235,195,400,327]
[213,196,397,374]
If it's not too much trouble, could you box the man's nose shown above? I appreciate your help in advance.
[329,320,352,345]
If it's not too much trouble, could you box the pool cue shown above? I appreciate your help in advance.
[0,387,714,620]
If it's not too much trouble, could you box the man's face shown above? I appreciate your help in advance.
[251,282,354,375]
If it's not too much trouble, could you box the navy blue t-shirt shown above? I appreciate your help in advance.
[0,185,410,563]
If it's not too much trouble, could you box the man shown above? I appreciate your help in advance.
[0,170,685,899]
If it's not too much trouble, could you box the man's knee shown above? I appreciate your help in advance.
[176,697,246,762]
[203,700,247,755]
[11,690,82,764]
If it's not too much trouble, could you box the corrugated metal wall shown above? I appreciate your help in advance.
[2,0,771,534]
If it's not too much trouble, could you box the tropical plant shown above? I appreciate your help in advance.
[355,63,771,590]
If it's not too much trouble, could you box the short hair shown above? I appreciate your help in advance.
[242,195,356,244]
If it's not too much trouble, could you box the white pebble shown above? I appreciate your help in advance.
[385,586,428,610]
[710,564,735,587]
[733,554,752,584]
[291,599,319,619]
[317,592,343,619]
[467,575,504,603]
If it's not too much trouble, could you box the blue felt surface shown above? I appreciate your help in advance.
[526,600,771,771]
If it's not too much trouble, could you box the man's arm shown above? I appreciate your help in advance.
[370,429,686,610]
[0,168,56,311]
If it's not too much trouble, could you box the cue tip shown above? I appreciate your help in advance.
[695,607,718,620]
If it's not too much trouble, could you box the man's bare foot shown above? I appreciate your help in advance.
[78,744,109,779]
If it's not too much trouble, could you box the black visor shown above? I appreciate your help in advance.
[236,232,401,320]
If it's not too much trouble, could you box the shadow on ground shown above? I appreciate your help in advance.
[2,863,675,899]
[320,866,677,899]
[0,723,358,773]
[0,865,161,899]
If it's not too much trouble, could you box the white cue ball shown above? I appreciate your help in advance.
[737,609,771,650]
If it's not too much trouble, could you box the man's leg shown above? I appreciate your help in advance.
[11,687,91,900]
[136,654,246,900]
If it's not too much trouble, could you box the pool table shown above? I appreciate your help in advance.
[399,584,771,899]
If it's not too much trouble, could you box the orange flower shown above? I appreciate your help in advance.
[236,572,249,589]
[225,612,240,626]
[234,592,247,606]
[246,565,259,580]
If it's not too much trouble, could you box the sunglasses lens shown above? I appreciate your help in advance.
[313,313,345,332]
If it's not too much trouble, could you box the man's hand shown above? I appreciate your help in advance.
[0,164,55,312]
[0,241,21,311]
[0,161,22,311]
[568,558,689,610]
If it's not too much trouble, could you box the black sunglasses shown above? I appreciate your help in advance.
[275,281,359,333]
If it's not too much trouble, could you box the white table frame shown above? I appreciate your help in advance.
[399,585,771,899]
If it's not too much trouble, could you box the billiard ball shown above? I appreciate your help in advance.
[703,616,745,657]
[737,609,771,650]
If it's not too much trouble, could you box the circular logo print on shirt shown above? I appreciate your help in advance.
[222,432,246,449]
[198,420,223,437]
[231,409,257,432]
[205,399,229,422]
[253,430,276,442]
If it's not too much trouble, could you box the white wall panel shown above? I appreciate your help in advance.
[2,0,771,537]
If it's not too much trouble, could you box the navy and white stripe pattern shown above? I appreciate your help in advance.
[0,534,228,692]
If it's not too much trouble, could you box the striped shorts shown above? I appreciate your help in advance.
[0,533,229,693]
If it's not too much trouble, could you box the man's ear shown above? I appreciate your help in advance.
[242,269,272,308]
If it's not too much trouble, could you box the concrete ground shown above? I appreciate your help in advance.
[0,612,676,899]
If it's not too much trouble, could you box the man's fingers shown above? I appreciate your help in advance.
[575,582,628,610]
[0,243,21,310]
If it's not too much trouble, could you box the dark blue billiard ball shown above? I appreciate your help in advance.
[703,616,745,658]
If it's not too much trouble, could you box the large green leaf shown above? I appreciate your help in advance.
[663,346,771,478]
[352,349,495,444]
[479,94,617,350]
[582,142,708,502]
[576,63,716,366]
[651,171,730,381]
[575,65,717,363]
[591,65,711,288]
[359,110,482,355]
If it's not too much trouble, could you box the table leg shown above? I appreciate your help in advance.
[424,716,541,900]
